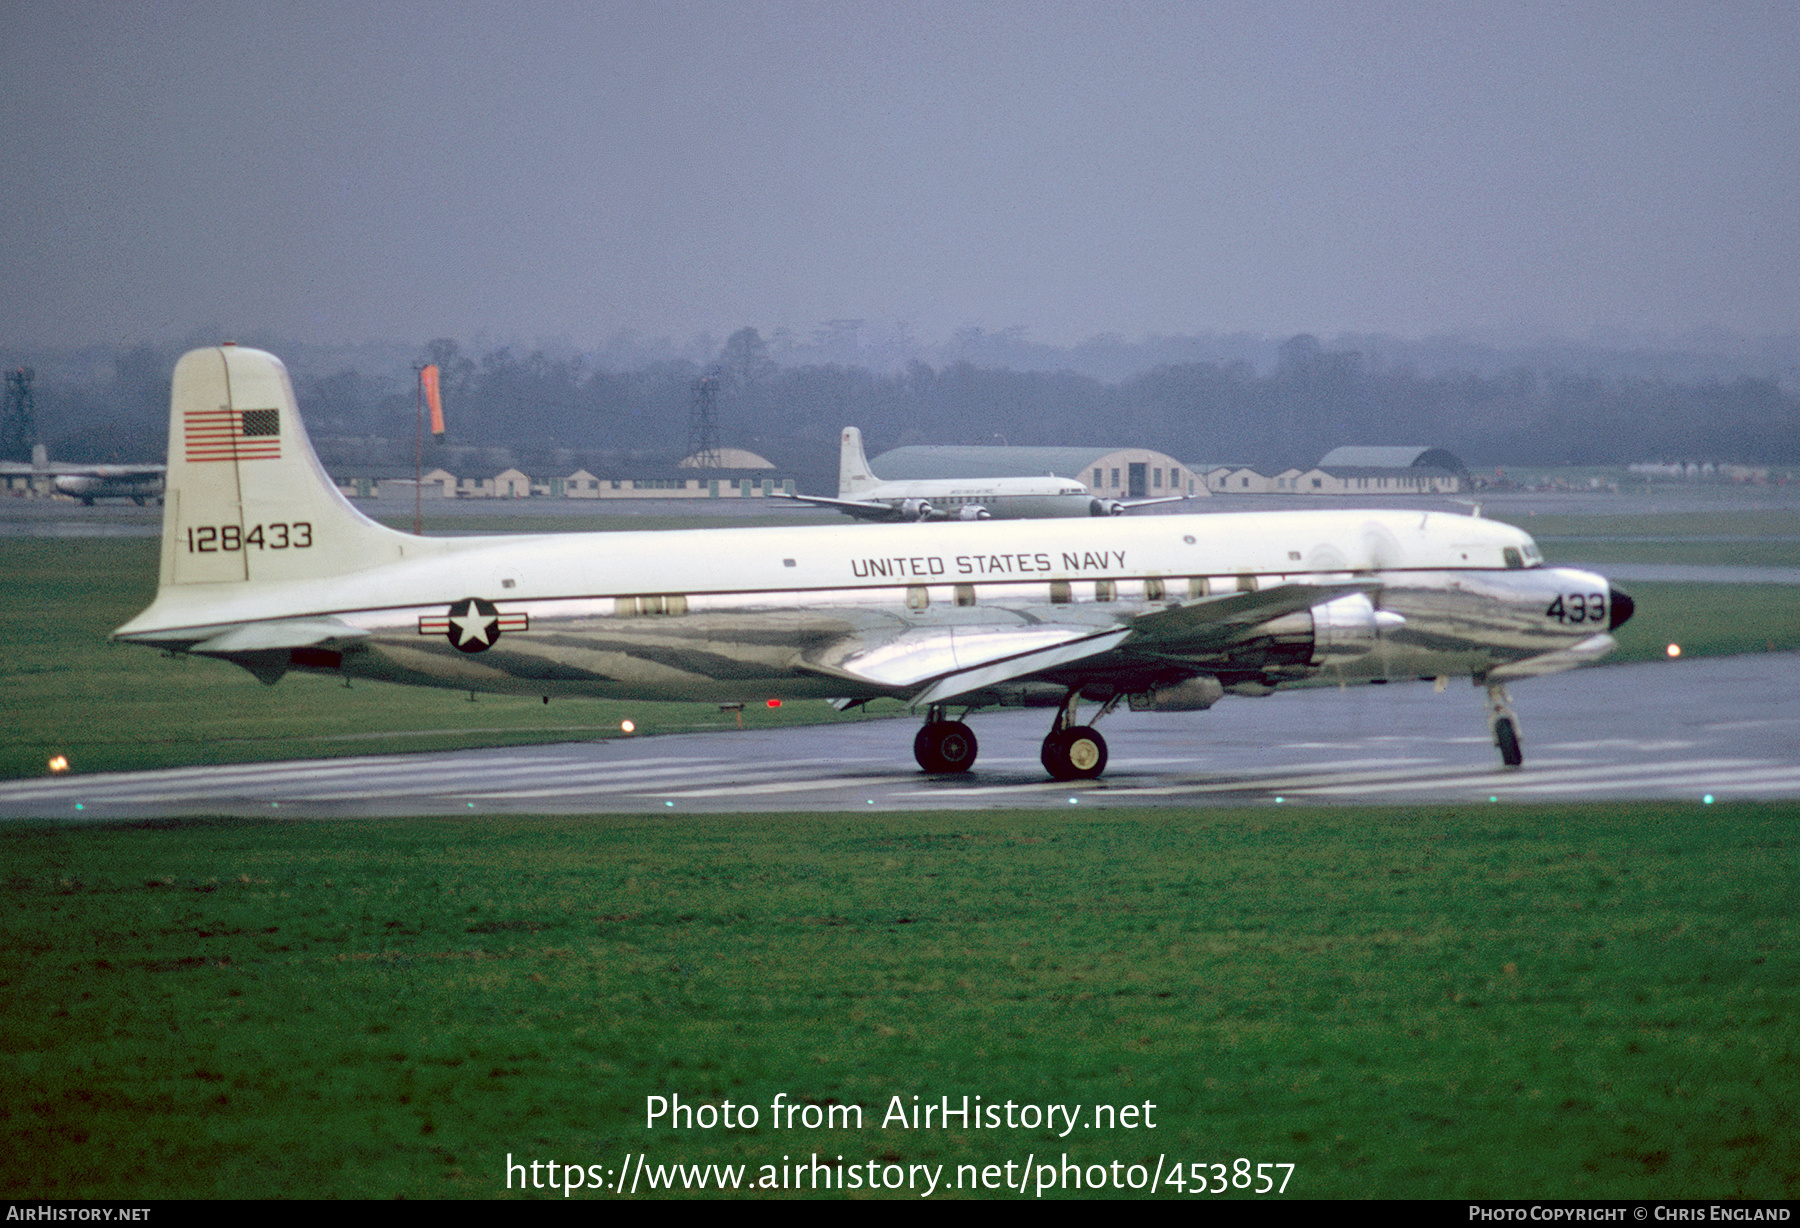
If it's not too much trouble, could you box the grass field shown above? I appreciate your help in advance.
[1,804,1792,1199]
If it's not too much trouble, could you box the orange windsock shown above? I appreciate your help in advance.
[421,365,445,439]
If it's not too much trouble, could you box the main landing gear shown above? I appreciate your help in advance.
[913,690,1123,781]
[1040,688,1120,781]
[1486,681,1523,768]
[914,707,978,773]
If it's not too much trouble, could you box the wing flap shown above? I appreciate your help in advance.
[910,628,1131,706]
[810,624,1102,689]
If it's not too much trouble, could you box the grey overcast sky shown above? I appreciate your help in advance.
[2,0,1795,350]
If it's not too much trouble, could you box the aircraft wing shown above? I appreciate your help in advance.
[767,491,899,521]
[812,580,1381,706]
[807,624,1109,690]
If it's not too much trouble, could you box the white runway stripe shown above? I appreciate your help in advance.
[468,759,888,800]
[0,754,737,806]
[0,752,698,802]
[1288,758,1769,797]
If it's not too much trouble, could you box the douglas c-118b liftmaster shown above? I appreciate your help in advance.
[771,426,1182,521]
[114,346,1633,780]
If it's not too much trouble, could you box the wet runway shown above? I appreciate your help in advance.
[4,653,1796,818]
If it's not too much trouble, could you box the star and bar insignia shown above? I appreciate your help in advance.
[417,598,529,653]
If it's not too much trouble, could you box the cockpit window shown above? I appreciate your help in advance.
[1503,547,1523,570]
[1521,542,1543,567]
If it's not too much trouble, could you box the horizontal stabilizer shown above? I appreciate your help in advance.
[189,619,372,656]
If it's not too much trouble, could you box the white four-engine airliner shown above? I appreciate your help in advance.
[113,345,1633,780]
[773,426,1180,521]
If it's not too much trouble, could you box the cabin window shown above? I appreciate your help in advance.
[1094,579,1116,602]
[1049,580,1071,604]
[954,584,976,607]
[907,585,929,610]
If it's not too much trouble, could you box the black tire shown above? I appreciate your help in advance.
[1494,716,1523,767]
[1041,726,1108,780]
[914,720,978,773]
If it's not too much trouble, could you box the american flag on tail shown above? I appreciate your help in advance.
[184,407,281,463]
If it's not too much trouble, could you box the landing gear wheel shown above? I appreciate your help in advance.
[1485,680,1523,768]
[1041,726,1108,780]
[1493,716,1523,768]
[914,720,978,773]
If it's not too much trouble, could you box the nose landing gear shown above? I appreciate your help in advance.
[1486,681,1523,768]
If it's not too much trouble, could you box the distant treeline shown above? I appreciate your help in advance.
[14,329,1799,475]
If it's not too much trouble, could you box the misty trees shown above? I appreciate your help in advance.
[13,330,1800,474]
[719,327,776,389]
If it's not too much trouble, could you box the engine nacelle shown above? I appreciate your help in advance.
[956,505,991,521]
[1308,593,1401,665]
[899,498,935,522]
[1089,498,1127,516]
[1236,593,1402,670]
[1129,675,1225,712]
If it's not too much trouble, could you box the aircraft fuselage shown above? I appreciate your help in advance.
[117,509,1620,706]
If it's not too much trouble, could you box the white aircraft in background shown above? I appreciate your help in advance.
[114,346,1633,780]
[773,426,1182,521]
[52,466,166,505]
[0,445,165,504]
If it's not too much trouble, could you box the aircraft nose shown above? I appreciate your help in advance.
[1610,585,1635,630]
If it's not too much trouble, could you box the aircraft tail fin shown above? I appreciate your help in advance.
[838,426,879,497]
[152,344,414,590]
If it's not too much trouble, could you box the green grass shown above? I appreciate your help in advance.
[1,804,1793,1199]
[1495,509,1800,568]
[1603,582,1800,663]
[1491,510,1800,541]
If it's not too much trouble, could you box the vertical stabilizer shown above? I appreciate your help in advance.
[157,345,413,589]
[838,426,880,498]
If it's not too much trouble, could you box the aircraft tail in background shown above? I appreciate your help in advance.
[837,426,880,498]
